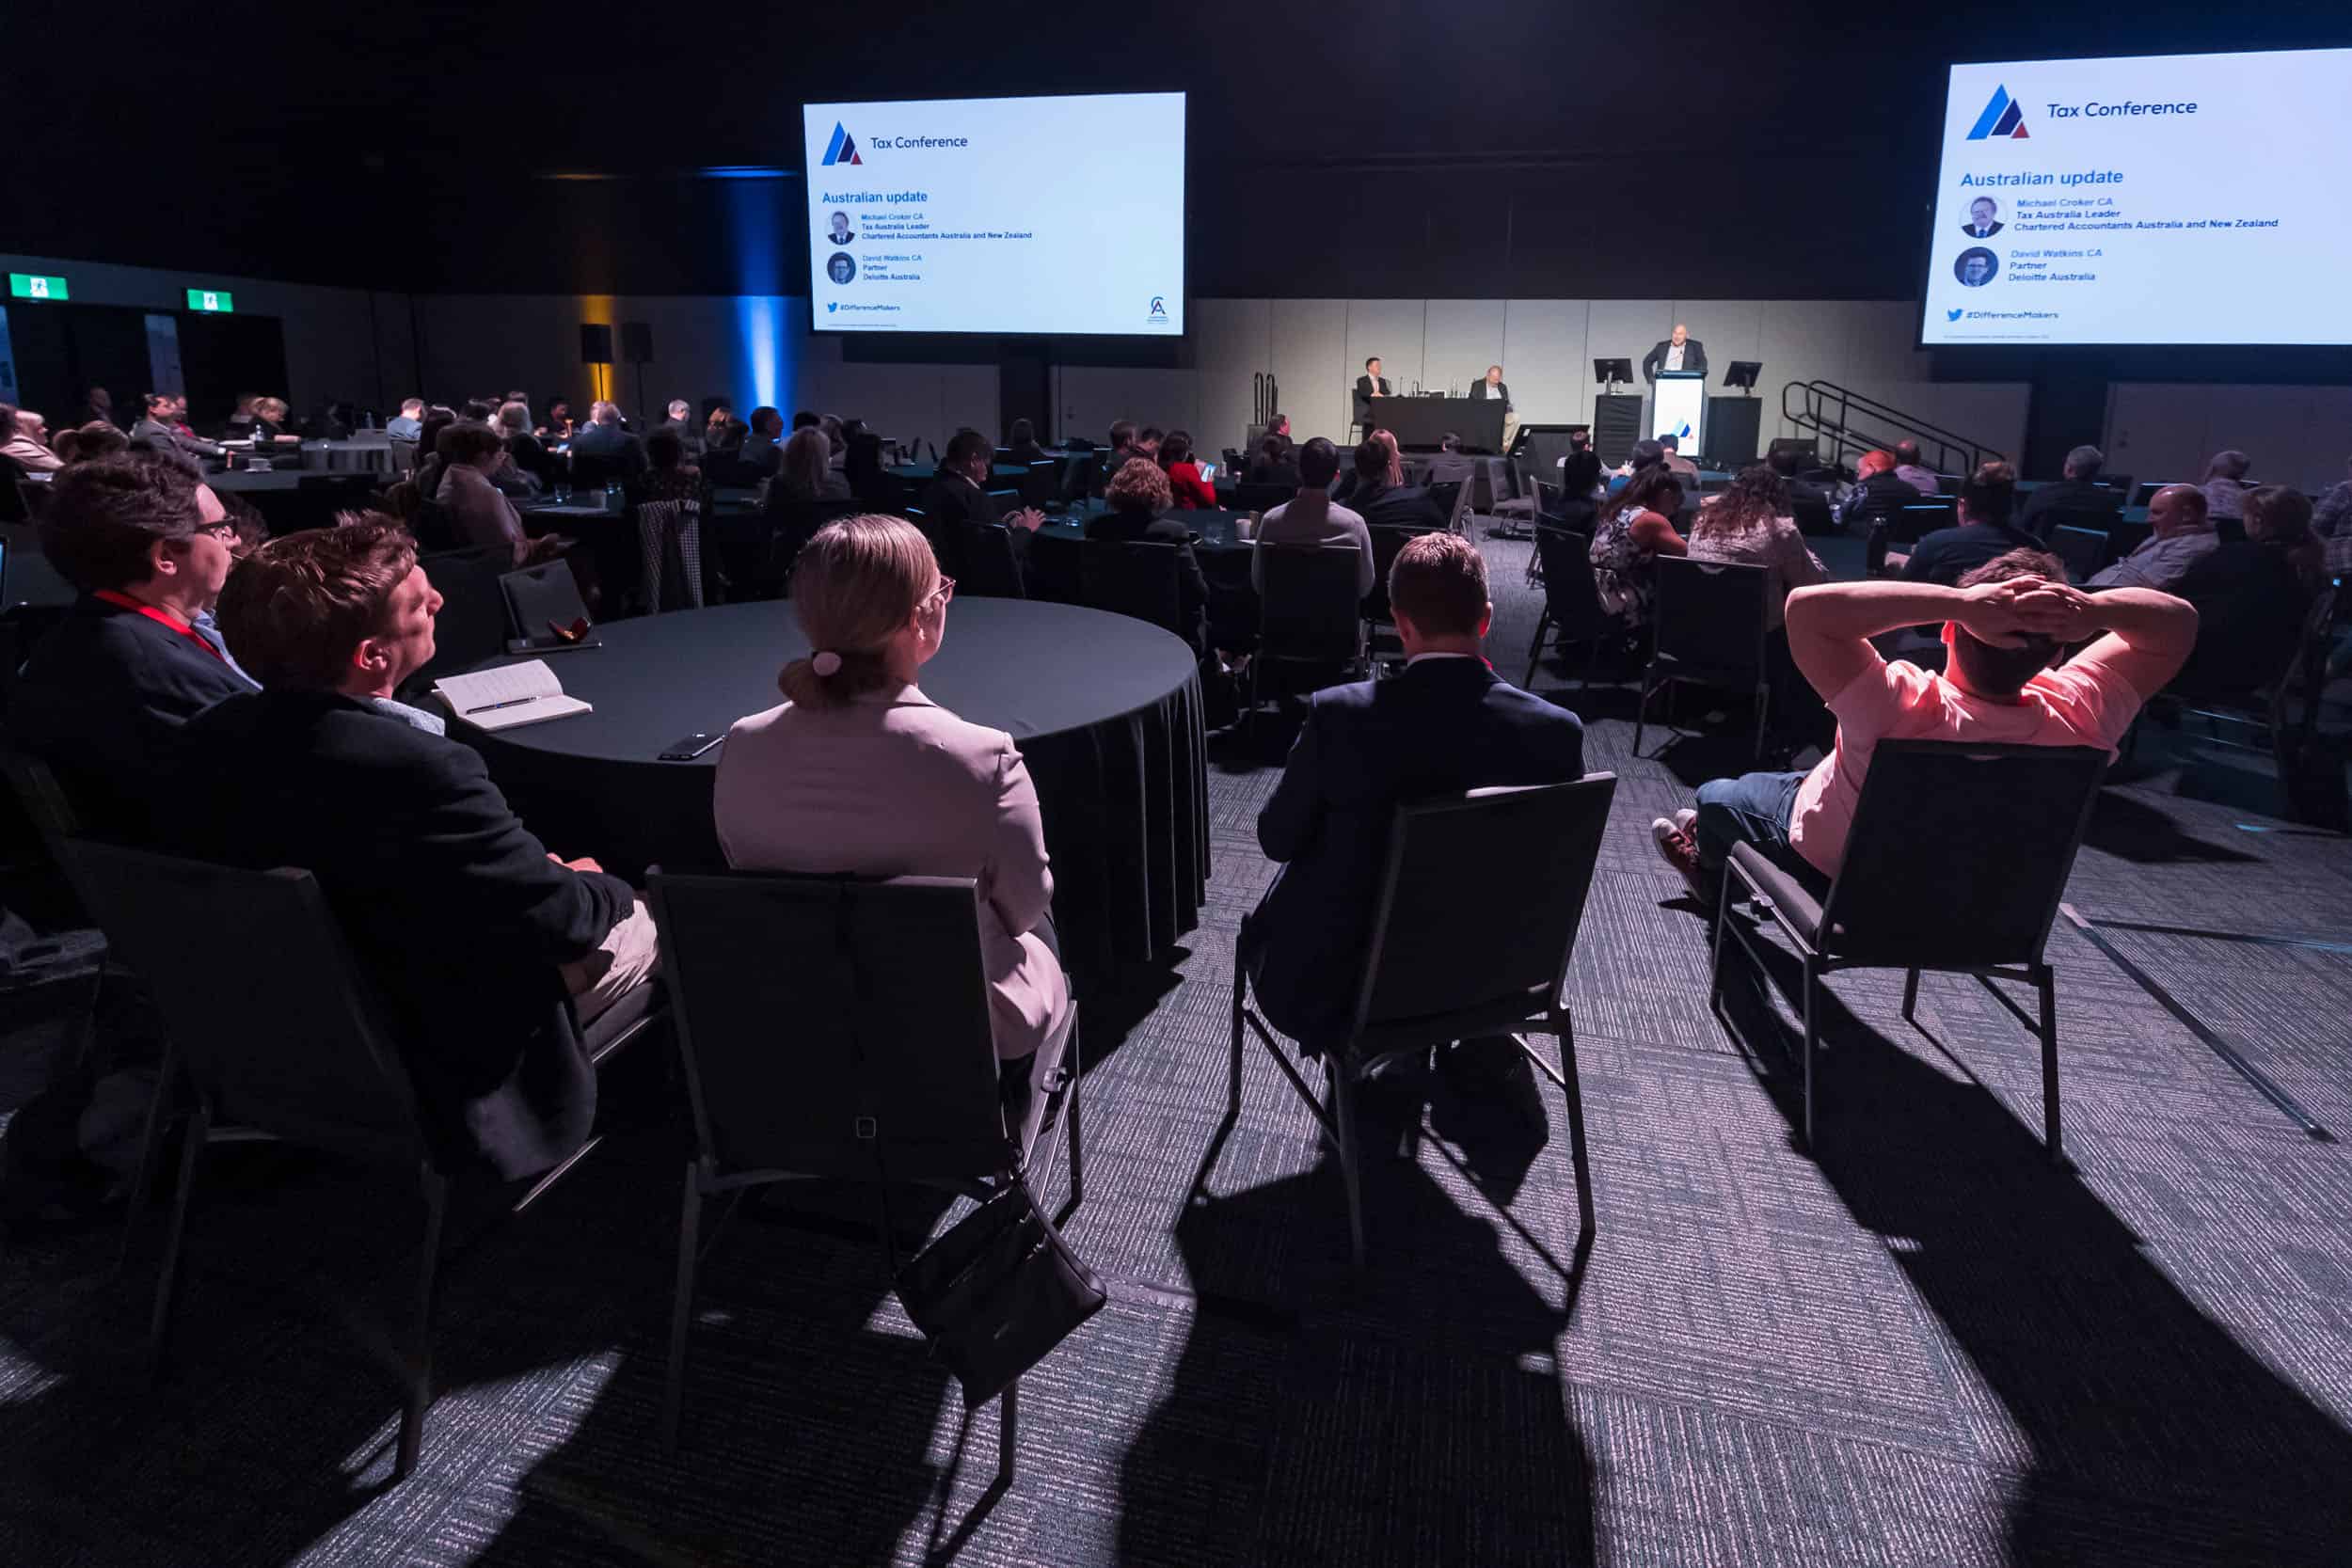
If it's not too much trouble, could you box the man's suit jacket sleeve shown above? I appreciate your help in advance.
[397,738,635,963]
[1256,701,1326,864]
[1640,343,1663,382]
[1688,341,1708,376]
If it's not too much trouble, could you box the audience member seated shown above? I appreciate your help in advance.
[1765,444,1831,515]
[0,405,63,472]
[1891,439,1939,497]
[771,425,851,506]
[2020,444,2117,538]
[653,400,693,443]
[2199,449,2253,524]
[75,387,118,429]
[1614,436,1666,482]
[705,415,750,478]
[1159,431,1217,510]
[1240,531,1587,1046]
[183,520,657,1178]
[1264,413,1293,449]
[1588,467,1688,629]
[819,415,846,470]
[387,398,424,441]
[2088,483,2214,592]
[411,406,459,496]
[844,430,894,508]
[1253,436,1374,599]
[1649,552,2195,899]
[2166,484,2318,697]
[1135,426,1165,462]
[1095,420,1145,493]
[7,456,257,843]
[1658,433,1699,480]
[1343,436,1449,531]
[915,429,1046,585]
[736,406,787,481]
[712,515,1072,1119]
[630,427,710,510]
[1896,462,2028,584]
[62,422,128,465]
[437,421,563,566]
[1838,452,1918,566]
[568,401,647,483]
[1688,465,1826,627]
[249,397,291,440]
[499,401,555,487]
[130,393,224,463]
[2314,452,2352,546]
[1005,418,1049,466]
[1559,430,1605,502]
[538,399,576,440]
[1245,434,1300,489]
[1331,429,1406,505]
[1089,458,1210,648]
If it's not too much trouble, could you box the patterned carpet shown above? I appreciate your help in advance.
[3,527,2351,1567]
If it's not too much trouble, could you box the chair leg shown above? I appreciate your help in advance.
[395,1168,449,1482]
[148,1099,209,1381]
[1227,964,1247,1120]
[1800,959,1820,1155]
[1753,683,1771,763]
[1327,1061,1367,1269]
[2036,966,2063,1164]
[660,1164,703,1455]
[116,1036,179,1281]
[1523,611,1550,688]
[1063,1010,1085,1209]
[1631,672,1650,757]
[1901,968,1920,1022]
[1708,866,1734,1004]
[1555,1016,1597,1245]
[997,1376,1019,1486]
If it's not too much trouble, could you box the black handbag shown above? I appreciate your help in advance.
[895,1171,1106,1407]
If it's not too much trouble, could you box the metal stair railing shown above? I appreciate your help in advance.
[1781,380,2003,475]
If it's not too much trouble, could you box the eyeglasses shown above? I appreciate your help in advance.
[191,521,238,542]
[921,576,956,611]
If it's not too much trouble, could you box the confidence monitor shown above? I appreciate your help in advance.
[1919,47,2352,348]
[803,92,1186,337]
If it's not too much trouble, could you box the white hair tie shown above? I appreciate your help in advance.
[810,650,843,676]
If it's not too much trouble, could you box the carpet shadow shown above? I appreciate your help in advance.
[1118,1141,1597,1567]
[1712,931,2352,1565]
[2081,789,2260,864]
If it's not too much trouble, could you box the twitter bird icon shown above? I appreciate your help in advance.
[828,302,838,313]
[1947,308,1963,322]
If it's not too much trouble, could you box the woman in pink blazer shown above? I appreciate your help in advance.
[712,515,1073,1101]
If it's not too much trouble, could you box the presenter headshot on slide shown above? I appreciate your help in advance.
[1642,325,1706,383]
[1954,248,1997,288]
[1354,357,1391,427]
[1962,197,2002,239]
[827,252,857,285]
[827,210,855,244]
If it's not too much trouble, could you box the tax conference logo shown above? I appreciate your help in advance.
[1673,421,1692,441]
[1966,85,2030,141]
[1149,296,1167,316]
[821,123,862,166]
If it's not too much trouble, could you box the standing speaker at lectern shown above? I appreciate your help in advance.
[1354,356,1391,429]
[1641,325,1707,383]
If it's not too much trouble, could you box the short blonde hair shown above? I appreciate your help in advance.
[779,515,938,708]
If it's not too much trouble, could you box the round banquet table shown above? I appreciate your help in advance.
[463,597,1210,972]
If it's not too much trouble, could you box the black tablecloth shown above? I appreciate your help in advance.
[464,597,1209,972]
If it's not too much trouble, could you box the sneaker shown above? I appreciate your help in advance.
[1649,816,1710,903]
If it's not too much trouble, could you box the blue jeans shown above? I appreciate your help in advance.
[1694,769,1809,874]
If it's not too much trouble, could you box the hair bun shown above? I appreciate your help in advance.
[810,650,843,676]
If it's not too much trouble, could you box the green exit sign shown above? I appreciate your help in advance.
[185,288,234,313]
[8,274,69,302]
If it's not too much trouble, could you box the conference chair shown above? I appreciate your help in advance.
[1523,524,1610,689]
[2105,517,2152,562]
[1230,777,1618,1268]
[1788,490,1836,538]
[64,837,660,1482]
[645,870,1085,1468]
[1232,481,1300,515]
[1488,458,1541,541]
[1359,524,1442,634]
[2048,524,2108,585]
[1018,462,1061,514]
[407,546,516,697]
[499,561,596,652]
[1631,558,1772,761]
[1710,740,2106,1158]
[1429,479,1470,535]
[1079,539,1186,641]
[1251,544,1369,734]
[963,525,1029,599]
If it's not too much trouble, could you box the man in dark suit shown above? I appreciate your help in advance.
[1962,197,2004,239]
[129,393,225,464]
[566,401,647,484]
[8,456,257,844]
[916,428,1046,586]
[1898,463,2032,585]
[180,520,658,1180]
[2019,444,2121,539]
[1354,356,1391,429]
[1243,531,1586,1049]
[1640,325,1707,383]
[1343,436,1449,532]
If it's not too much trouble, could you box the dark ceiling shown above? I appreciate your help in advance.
[6,2,2344,299]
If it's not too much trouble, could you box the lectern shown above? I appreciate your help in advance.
[1651,371,1707,451]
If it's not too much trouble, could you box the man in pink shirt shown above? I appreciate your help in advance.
[1651,547,2198,896]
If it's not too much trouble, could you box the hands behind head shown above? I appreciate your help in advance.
[1958,575,2095,648]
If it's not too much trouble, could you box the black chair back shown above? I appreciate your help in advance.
[1018,464,1059,512]
[1353,778,1618,1033]
[60,839,426,1165]
[1080,540,1183,636]
[2049,525,2107,584]
[646,870,1009,1182]
[1788,491,1835,537]
[0,463,27,526]
[2106,517,2152,561]
[1427,480,1467,532]
[963,526,1027,598]
[1257,544,1365,666]
[1360,525,1439,626]
[411,546,516,693]
[500,561,592,646]
[1232,481,1299,514]
[1650,557,1770,681]
[1534,524,1607,640]
[1820,740,2106,968]
[1892,501,1954,545]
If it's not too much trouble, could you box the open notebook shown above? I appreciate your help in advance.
[433,659,592,732]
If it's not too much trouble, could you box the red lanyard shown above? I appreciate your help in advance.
[92,590,227,664]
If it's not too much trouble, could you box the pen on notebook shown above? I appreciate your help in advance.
[465,696,536,715]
